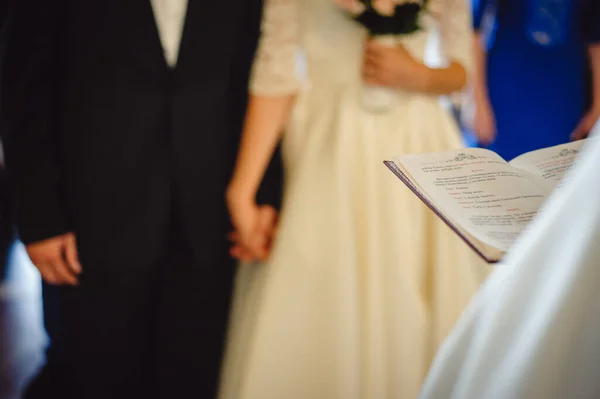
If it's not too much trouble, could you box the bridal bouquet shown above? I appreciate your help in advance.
[335,0,428,113]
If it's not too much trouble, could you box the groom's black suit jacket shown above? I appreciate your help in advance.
[3,0,282,266]
[0,0,14,280]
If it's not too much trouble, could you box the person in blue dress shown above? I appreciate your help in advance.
[466,0,600,161]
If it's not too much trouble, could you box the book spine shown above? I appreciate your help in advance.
[383,161,499,264]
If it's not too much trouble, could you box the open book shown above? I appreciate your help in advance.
[384,139,588,263]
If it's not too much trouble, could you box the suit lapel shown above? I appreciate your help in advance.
[115,0,252,80]
[115,0,169,79]
[175,0,245,79]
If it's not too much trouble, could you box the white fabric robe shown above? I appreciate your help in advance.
[420,124,600,399]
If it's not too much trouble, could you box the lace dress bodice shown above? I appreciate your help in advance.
[220,5,488,399]
[250,0,474,95]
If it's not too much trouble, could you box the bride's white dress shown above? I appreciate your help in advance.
[219,0,490,398]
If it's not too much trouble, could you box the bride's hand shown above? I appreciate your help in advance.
[362,39,428,91]
[226,187,277,262]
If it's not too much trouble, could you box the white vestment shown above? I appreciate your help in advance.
[420,125,600,399]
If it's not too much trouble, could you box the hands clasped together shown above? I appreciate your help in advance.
[227,195,278,263]
[27,39,425,280]
[225,39,425,263]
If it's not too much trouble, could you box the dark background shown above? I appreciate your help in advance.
[0,0,14,280]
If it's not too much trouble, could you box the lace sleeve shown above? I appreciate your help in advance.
[438,0,474,79]
[249,0,301,96]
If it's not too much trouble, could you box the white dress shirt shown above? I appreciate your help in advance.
[150,0,189,67]
[420,126,600,399]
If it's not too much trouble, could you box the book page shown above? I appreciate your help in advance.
[396,148,547,251]
[508,140,586,193]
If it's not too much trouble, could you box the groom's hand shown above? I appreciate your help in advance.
[25,233,82,285]
[229,205,278,262]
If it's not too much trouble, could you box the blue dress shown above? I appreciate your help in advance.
[472,0,600,161]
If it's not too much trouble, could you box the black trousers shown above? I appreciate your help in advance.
[36,224,235,399]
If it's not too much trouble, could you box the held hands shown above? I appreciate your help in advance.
[226,189,278,262]
[571,104,600,141]
[362,39,428,91]
[26,233,82,285]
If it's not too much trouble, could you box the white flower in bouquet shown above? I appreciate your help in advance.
[334,0,366,16]
[373,0,425,16]
[372,0,396,16]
